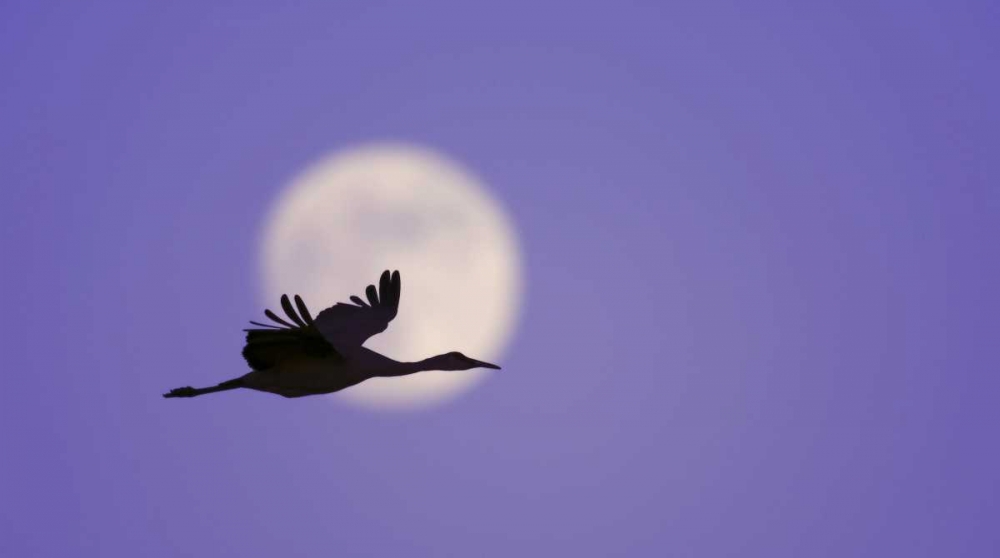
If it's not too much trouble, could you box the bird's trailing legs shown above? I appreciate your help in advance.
[163,378,243,398]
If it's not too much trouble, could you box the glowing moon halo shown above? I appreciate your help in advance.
[259,143,522,410]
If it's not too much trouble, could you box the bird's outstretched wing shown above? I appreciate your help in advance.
[313,270,401,352]
[242,294,340,371]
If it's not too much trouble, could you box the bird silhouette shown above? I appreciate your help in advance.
[163,270,500,399]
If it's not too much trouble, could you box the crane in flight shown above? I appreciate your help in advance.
[163,270,500,399]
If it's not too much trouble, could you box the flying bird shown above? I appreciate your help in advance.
[163,270,500,399]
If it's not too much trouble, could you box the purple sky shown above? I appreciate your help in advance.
[2,1,998,556]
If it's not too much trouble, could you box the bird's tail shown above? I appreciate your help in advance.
[163,378,244,399]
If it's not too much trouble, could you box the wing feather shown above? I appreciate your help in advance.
[294,295,315,325]
[379,270,391,303]
[263,309,296,329]
[248,320,284,329]
[391,270,401,307]
[280,294,306,327]
[365,284,379,306]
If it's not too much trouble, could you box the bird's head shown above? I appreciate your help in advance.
[429,351,501,371]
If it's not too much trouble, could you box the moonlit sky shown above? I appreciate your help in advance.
[261,144,522,409]
[2,2,998,557]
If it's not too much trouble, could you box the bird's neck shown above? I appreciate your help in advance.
[377,355,446,377]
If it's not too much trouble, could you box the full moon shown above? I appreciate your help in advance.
[259,143,523,410]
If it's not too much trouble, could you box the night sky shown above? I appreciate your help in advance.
[2,1,998,556]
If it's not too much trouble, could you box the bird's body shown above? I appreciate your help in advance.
[164,270,499,399]
[239,353,363,398]
[239,348,394,398]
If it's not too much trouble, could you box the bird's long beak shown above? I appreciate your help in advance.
[472,359,501,370]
